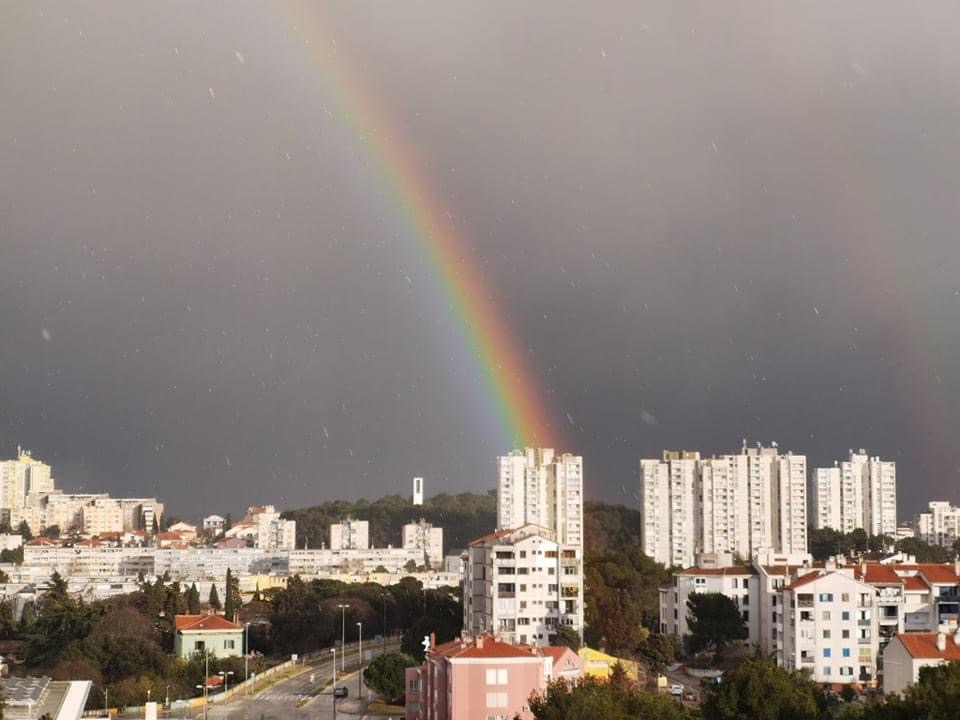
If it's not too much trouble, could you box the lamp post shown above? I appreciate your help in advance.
[194,685,208,720]
[244,622,250,695]
[164,684,170,717]
[330,647,337,720]
[219,670,234,699]
[104,688,109,719]
[356,621,363,697]
[337,603,350,672]
[379,593,388,656]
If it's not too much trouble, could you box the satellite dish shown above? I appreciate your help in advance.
[422,635,431,653]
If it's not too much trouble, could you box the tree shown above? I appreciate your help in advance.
[188,583,201,614]
[43,525,60,539]
[686,592,748,655]
[701,660,821,720]
[362,652,417,704]
[16,520,32,541]
[403,560,418,573]
[635,633,676,673]
[208,584,221,611]
[224,568,241,621]
[551,625,581,651]
[529,677,694,720]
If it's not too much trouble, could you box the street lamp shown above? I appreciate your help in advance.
[330,648,337,720]
[194,684,209,720]
[164,684,170,716]
[337,603,350,672]
[104,688,109,719]
[356,621,363,697]
[218,670,235,699]
[379,592,389,656]
[244,622,250,695]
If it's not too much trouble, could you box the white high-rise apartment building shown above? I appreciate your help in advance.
[0,448,55,513]
[639,442,808,569]
[812,450,897,537]
[640,452,700,568]
[412,477,424,506]
[496,448,583,548]
[329,518,369,550]
[402,519,443,568]
[914,502,960,548]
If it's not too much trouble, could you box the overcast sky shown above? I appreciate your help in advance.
[2,1,960,519]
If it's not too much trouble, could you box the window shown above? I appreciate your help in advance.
[823,648,831,658]
[195,641,205,651]
[224,639,235,649]
[822,611,831,621]
[842,648,850,658]
[498,669,508,685]
[819,593,833,602]
[841,593,850,602]
[824,666,832,676]
[842,630,850,639]
[823,630,831,639]
[485,692,508,708]
[842,611,850,621]
[732,579,738,589]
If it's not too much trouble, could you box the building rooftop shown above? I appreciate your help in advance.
[1,676,49,704]
[175,614,243,632]
[432,634,538,660]
[895,632,960,660]
[676,565,758,577]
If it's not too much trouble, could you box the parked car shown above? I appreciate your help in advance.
[670,684,684,697]
[334,686,349,698]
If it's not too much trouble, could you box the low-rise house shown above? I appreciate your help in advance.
[167,521,198,541]
[882,631,960,695]
[576,647,640,681]
[405,633,582,720]
[174,614,244,659]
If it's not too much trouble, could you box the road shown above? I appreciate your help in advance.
[194,641,401,720]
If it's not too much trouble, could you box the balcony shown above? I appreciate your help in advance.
[858,636,873,645]
[858,619,872,626]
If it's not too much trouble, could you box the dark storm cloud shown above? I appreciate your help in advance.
[2,1,960,517]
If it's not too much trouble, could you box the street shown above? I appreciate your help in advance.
[196,641,402,720]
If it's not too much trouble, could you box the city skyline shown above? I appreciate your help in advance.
[4,2,960,516]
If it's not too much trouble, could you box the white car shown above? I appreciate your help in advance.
[670,684,684,697]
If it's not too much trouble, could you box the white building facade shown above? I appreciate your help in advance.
[463,525,583,647]
[812,450,897,537]
[640,442,807,569]
[402,520,443,569]
[329,518,369,550]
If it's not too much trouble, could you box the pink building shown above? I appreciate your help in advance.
[405,634,583,720]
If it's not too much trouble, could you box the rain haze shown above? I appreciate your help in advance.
[2,1,960,517]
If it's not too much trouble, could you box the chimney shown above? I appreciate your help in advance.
[954,557,960,577]
[475,635,485,650]
[954,630,960,646]
[937,633,947,652]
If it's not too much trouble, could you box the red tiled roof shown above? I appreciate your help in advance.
[896,633,960,660]
[903,576,929,592]
[862,564,903,585]
[785,572,824,590]
[467,525,550,547]
[175,614,242,632]
[677,565,758,577]
[918,565,960,584]
[432,635,537,660]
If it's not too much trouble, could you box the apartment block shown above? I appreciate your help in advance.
[0,449,54,514]
[640,442,807,569]
[463,525,583,647]
[329,518,369,550]
[223,506,296,550]
[82,499,124,535]
[812,450,897,536]
[914,501,960,548]
[496,448,583,548]
[661,557,960,687]
[402,520,443,568]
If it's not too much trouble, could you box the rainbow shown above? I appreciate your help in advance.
[279,4,556,447]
